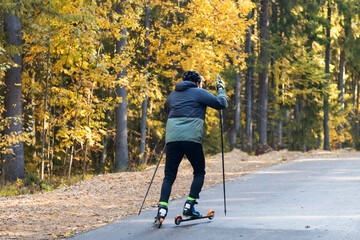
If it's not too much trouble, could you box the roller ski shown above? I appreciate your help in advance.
[154,204,167,228]
[174,199,215,225]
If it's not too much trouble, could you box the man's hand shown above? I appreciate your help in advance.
[216,75,225,90]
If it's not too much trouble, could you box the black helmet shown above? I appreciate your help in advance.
[183,71,201,83]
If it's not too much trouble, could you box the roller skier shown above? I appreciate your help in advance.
[155,71,228,227]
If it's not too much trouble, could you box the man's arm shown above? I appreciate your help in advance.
[198,88,229,110]
[164,92,172,114]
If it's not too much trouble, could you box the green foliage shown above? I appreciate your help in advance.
[0,183,23,197]
[0,179,30,197]
[203,124,232,156]
[0,172,95,197]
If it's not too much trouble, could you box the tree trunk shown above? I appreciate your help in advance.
[270,53,276,150]
[277,81,284,148]
[230,72,241,147]
[140,97,148,163]
[338,50,345,111]
[354,75,359,148]
[246,23,254,152]
[258,0,270,145]
[338,23,348,148]
[68,145,75,179]
[47,124,51,178]
[41,21,51,180]
[285,110,290,148]
[115,0,129,171]
[140,1,150,164]
[294,99,301,150]
[2,5,25,181]
[277,119,283,148]
[251,65,256,148]
[338,49,345,148]
[356,77,359,147]
[50,108,55,179]
[100,134,107,174]
[323,3,331,150]
[270,2,278,150]
[82,140,88,179]
[63,147,68,177]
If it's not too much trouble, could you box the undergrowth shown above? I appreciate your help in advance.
[0,173,94,197]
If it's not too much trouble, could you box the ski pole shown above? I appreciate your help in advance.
[220,109,227,216]
[138,144,166,215]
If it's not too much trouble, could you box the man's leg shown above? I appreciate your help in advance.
[159,142,184,204]
[183,142,205,199]
[181,142,205,217]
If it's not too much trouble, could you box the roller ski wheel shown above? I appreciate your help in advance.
[155,204,168,229]
[174,210,215,225]
[154,217,164,228]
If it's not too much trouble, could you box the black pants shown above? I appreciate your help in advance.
[159,141,205,203]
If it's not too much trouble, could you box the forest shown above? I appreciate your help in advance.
[1,0,359,187]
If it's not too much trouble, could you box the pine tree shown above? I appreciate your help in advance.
[2,0,25,181]
[258,0,270,145]
[115,0,129,171]
[245,9,254,152]
[323,2,331,150]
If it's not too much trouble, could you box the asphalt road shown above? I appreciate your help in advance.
[71,154,360,240]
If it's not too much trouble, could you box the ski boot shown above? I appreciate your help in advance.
[155,204,168,228]
[182,199,201,218]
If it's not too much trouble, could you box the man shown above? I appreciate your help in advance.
[156,70,228,223]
